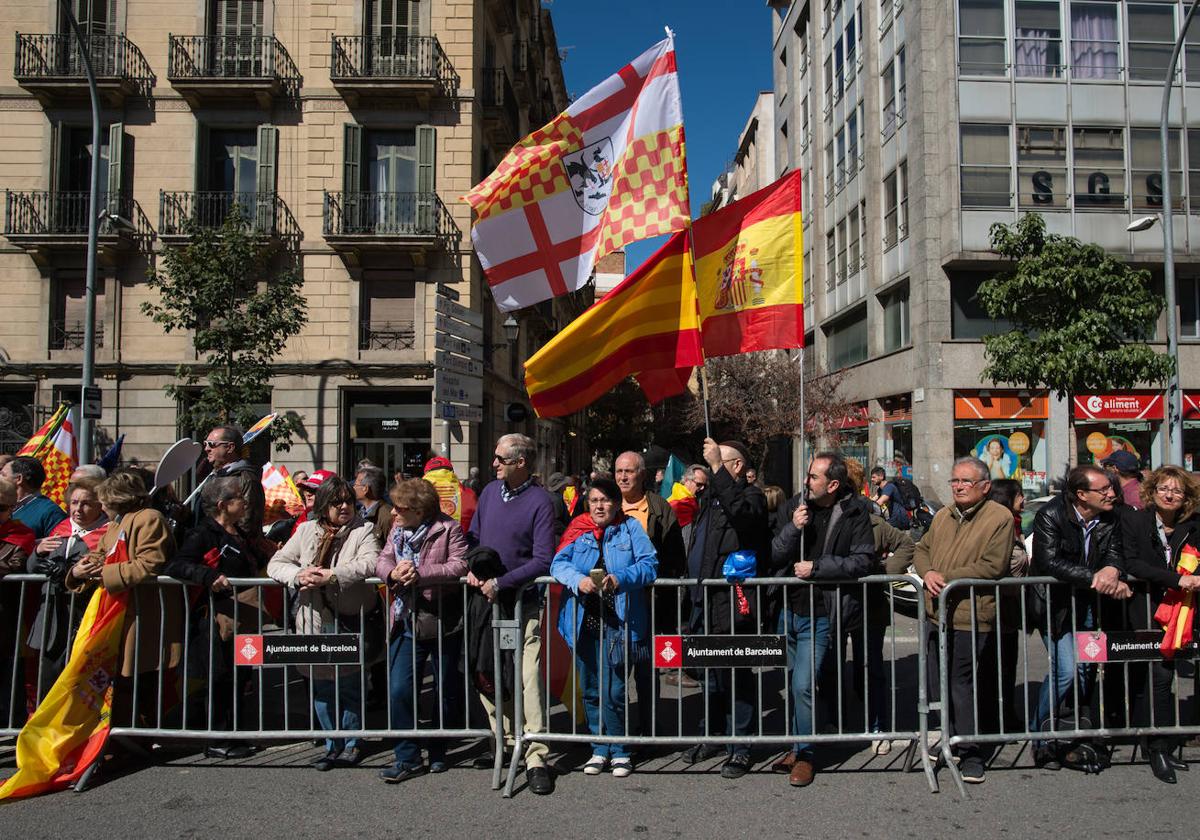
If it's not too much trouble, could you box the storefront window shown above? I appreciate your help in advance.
[954,390,1050,496]
[1185,395,1200,471]
[1075,422,1156,468]
[1072,393,1163,470]
[879,393,913,475]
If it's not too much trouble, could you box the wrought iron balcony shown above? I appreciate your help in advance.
[167,34,299,103]
[4,190,148,264]
[158,191,300,243]
[50,319,104,351]
[323,191,460,251]
[14,32,154,102]
[481,67,520,144]
[330,35,459,101]
[359,320,416,352]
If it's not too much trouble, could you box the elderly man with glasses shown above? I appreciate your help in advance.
[1031,463,1131,769]
[913,456,1014,784]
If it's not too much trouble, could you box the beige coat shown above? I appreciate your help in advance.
[267,517,381,634]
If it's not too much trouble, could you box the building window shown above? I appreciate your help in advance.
[825,143,835,199]
[1187,20,1200,82]
[1180,276,1200,339]
[1190,129,1200,211]
[779,120,791,174]
[959,0,1007,76]
[960,124,1011,207]
[950,272,1015,339]
[825,229,837,291]
[1127,2,1175,81]
[835,128,846,189]
[848,205,861,274]
[1017,125,1068,208]
[846,110,859,181]
[359,277,416,351]
[881,283,910,352]
[826,306,869,369]
[1070,1,1120,80]
[896,47,907,125]
[1130,127,1181,210]
[1073,126,1124,209]
[898,161,909,240]
[823,55,834,117]
[882,56,897,138]
[50,276,104,350]
[883,169,898,248]
[777,46,789,101]
[1014,0,1062,77]
[834,36,845,100]
[836,217,848,282]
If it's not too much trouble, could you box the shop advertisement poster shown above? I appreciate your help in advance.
[973,432,1027,481]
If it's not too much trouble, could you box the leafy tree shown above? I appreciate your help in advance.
[142,212,308,449]
[978,213,1175,398]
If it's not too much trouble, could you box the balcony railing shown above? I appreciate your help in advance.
[4,190,144,238]
[14,32,154,94]
[330,35,459,95]
[50,319,104,351]
[323,191,460,244]
[159,191,300,241]
[482,67,520,138]
[167,35,298,86]
[359,319,416,352]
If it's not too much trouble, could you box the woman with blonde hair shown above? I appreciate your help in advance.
[1121,465,1200,784]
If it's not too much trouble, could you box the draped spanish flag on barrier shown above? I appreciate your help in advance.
[16,404,78,508]
[523,230,703,418]
[0,533,131,800]
[692,170,804,358]
[1156,543,1200,657]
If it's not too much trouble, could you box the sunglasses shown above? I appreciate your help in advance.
[203,440,233,450]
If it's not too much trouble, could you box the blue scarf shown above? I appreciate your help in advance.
[390,520,431,620]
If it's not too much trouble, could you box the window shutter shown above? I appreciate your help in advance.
[343,123,363,232]
[415,123,435,231]
[106,122,123,217]
[255,123,277,231]
[194,123,209,192]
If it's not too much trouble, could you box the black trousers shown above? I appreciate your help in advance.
[927,628,994,759]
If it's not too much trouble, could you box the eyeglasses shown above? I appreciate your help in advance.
[948,478,983,487]
[393,504,413,512]
[1155,486,1185,499]
[203,440,233,450]
[492,454,519,465]
[1083,485,1116,496]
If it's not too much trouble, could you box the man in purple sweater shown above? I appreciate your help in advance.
[467,433,556,795]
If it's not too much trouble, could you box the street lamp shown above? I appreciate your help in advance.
[1126,215,1157,233]
[57,0,101,465]
[1155,0,1200,466]
[502,315,520,344]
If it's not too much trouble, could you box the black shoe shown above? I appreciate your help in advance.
[378,763,427,784]
[471,751,509,769]
[1150,749,1178,784]
[340,747,363,767]
[526,766,555,795]
[313,750,340,772]
[682,743,723,765]
[1164,753,1188,771]
[720,753,751,779]
[205,743,252,760]
[429,759,449,774]
[1034,746,1061,771]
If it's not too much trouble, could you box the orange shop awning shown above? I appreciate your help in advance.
[954,391,1049,421]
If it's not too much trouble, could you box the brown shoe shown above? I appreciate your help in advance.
[771,752,797,774]
[789,759,815,787]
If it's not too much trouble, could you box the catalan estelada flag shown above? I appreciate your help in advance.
[465,35,689,312]
[0,532,131,800]
[17,404,78,508]
[692,170,804,357]
[524,230,702,418]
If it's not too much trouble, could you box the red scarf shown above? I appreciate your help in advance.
[557,509,626,553]
[0,519,36,557]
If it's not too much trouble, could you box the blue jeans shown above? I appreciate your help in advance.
[780,610,831,758]
[388,627,464,767]
[576,630,634,759]
[1035,631,1086,736]
[312,672,362,754]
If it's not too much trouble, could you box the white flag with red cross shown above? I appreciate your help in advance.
[464,34,689,312]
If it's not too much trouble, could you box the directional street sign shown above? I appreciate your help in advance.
[438,402,484,423]
[435,349,483,378]
[436,283,460,302]
[435,312,483,344]
[435,370,483,407]
[434,330,483,361]
[434,294,484,328]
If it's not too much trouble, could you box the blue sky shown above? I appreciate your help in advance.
[547,1,775,273]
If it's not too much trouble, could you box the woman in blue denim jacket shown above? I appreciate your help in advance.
[551,477,658,777]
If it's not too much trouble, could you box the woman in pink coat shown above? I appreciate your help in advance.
[375,478,468,783]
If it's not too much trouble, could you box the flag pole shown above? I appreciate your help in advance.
[684,229,712,439]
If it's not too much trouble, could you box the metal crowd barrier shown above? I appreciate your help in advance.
[501,575,938,797]
[933,576,1200,797]
[0,574,509,790]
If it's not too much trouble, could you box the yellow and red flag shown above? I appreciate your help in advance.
[465,35,689,312]
[0,532,131,800]
[261,462,305,525]
[523,230,702,418]
[16,404,78,508]
[1156,543,1200,657]
[692,170,804,357]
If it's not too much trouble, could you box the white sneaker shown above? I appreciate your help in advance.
[872,738,892,756]
[610,757,633,778]
[583,754,607,775]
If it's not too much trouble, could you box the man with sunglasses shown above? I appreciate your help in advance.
[198,425,266,540]
[1031,463,1131,769]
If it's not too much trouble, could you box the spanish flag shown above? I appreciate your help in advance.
[1155,542,1200,657]
[524,230,702,418]
[692,170,804,357]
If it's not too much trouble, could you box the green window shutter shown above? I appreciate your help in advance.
[255,123,277,232]
[49,122,64,194]
[343,122,362,232]
[416,123,435,232]
[194,122,209,192]
[106,121,123,217]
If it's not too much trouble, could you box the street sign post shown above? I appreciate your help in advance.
[434,330,483,361]
[435,370,483,406]
[435,312,483,344]
[82,386,102,420]
[435,294,484,327]
[435,349,483,378]
[438,402,484,423]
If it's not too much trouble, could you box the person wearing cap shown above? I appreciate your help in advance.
[1101,450,1144,510]
[422,456,477,533]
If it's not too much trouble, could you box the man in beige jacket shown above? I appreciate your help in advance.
[913,456,1012,785]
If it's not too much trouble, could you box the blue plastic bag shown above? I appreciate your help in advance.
[722,549,757,582]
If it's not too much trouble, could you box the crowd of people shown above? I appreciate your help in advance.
[0,430,1197,794]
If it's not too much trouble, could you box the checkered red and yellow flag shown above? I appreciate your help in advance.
[465,34,689,312]
[16,404,77,508]
[261,462,304,525]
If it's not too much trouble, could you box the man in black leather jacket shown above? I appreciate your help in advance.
[1031,464,1131,763]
